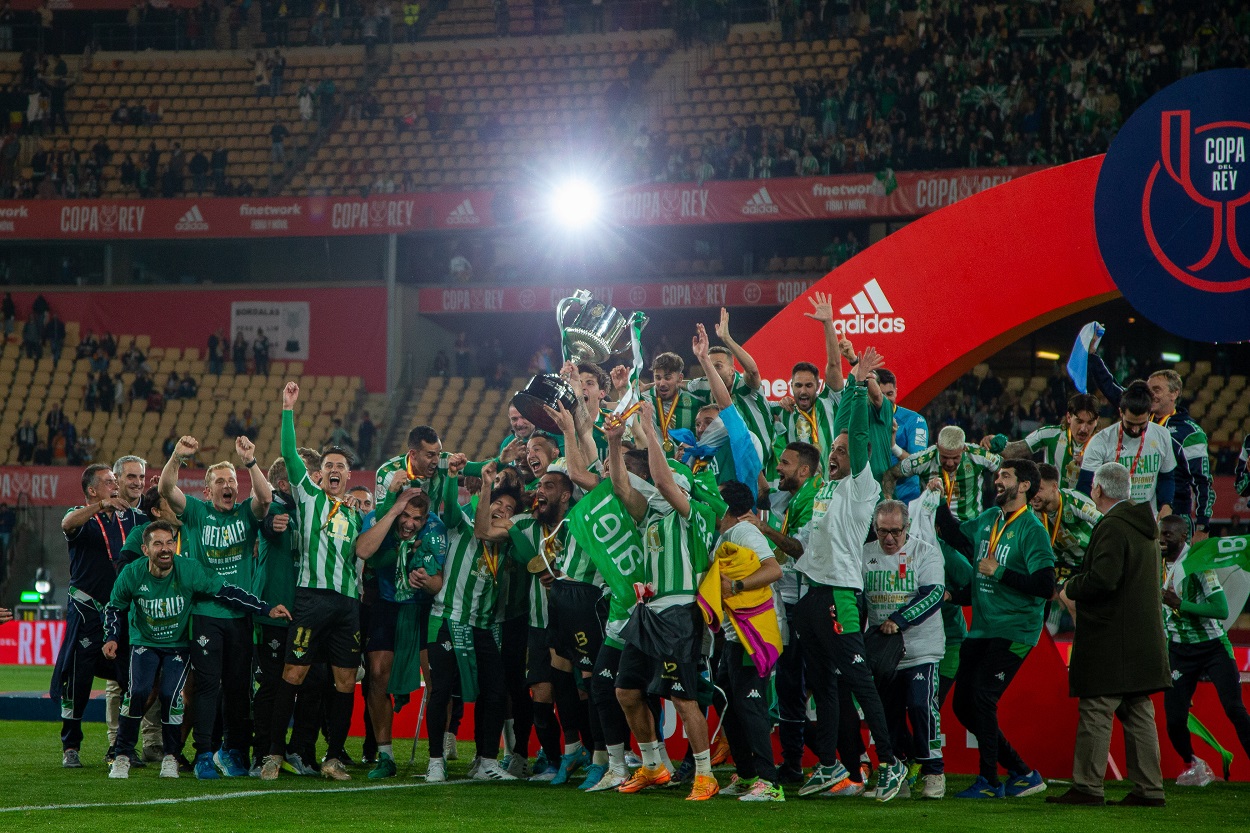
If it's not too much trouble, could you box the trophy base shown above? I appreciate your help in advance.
[512,374,579,434]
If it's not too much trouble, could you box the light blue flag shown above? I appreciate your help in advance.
[1066,321,1105,393]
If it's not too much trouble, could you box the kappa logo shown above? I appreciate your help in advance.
[139,584,149,592]
[851,654,864,664]
[174,205,210,232]
[994,671,1006,681]
[446,199,480,225]
[746,689,762,699]
[599,668,614,679]
[172,654,185,663]
[741,186,780,216]
[913,672,925,681]
[670,682,685,692]
[833,279,906,334]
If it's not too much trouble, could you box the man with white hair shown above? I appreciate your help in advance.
[861,497,946,799]
[884,425,1002,518]
[1051,462,1169,806]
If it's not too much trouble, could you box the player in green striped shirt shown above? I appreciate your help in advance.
[261,382,367,783]
[423,457,522,783]
[1159,517,1250,786]
[643,352,700,459]
[1031,463,1101,635]
[983,394,1100,490]
[374,425,467,520]
[885,425,1002,518]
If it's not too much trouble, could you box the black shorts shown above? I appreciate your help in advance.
[526,625,554,686]
[548,579,607,673]
[616,641,702,701]
[286,587,361,669]
[366,599,402,654]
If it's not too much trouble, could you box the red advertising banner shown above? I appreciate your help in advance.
[0,168,1042,241]
[0,192,495,241]
[610,166,1042,227]
[1,286,388,392]
[416,277,817,314]
[0,620,66,666]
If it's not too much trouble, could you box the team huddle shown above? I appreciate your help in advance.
[49,299,1250,803]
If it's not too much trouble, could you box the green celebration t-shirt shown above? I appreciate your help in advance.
[178,494,262,618]
[109,556,225,647]
[961,507,1055,646]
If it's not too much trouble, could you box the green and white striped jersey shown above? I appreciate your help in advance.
[374,451,456,520]
[431,501,505,629]
[1025,425,1088,490]
[643,389,700,459]
[641,502,717,609]
[688,372,776,468]
[507,515,569,628]
[773,386,841,458]
[1164,550,1228,645]
[282,411,363,598]
[1041,488,1102,580]
[897,445,1002,522]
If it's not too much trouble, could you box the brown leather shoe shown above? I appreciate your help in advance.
[1111,792,1166,807]
[1045,787,1105,806]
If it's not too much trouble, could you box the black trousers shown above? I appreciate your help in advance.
[190,615,252,758]
[775,602,812,764]
[591,642,631,747]
[1164,639,1250,763]
[58,597,115,750]
[792,586,896,766]
[951,637,1030,781]
[500,615,533,756]
[253,623,325,763]
[426,622,506,760]
[116,645,191,761]
[716,641,778,782]
[881,662,943,774]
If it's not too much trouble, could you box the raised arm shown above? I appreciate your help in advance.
[547,402,599,492]
[159,435,198,515]
[355,488,419,559]
[472,461,511,542]
[237,435,272,519]
[62,496,128,535]
[693,323,732,410]
[280,382,309,491]
[846,347,884,475]
[607,418,647,522]
[639,400,690,518]
[715,307,761,390]
[803,291,845,393]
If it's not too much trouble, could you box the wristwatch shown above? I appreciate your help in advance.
[731,579,745,595]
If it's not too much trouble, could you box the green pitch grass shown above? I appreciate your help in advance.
[0,666,53,692]
[1,719,1241,833]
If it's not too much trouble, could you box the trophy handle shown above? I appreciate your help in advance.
[555,289,590,330]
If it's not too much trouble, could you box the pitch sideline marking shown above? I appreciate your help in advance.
[2,778,482,813]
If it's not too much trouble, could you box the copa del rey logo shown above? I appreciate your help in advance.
[742,186,780,216]
[174,205,209,232]
[834,279,906,334]
[446,199,480,225]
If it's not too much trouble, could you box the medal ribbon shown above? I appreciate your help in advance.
[1041,493,1063,547]
[798,407,820,449]
[940,468,955,503]
[986,505,1028,558]
[482,542,500,579]
[1114,424,1147,477]
[657,394,679,447]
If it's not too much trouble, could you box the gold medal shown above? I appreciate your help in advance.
[662,439,674,454]
[527,552,553,575]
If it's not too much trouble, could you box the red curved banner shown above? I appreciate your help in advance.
[743,156,1120,409]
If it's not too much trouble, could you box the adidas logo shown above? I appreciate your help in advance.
[446,199,480,225]
[746,689,762,699]
[833,279,905,335]
[741,186,780,216]
[174,205,209,232]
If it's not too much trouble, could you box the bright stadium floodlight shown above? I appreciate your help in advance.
[549,178,603,230]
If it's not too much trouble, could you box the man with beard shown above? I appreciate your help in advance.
[53,464,146,768]
[260,383,367,782]
[355,487,445,779]
[789,348,909,802]
[1030,463,1101,635]
[423,459,521,783]
[160,434,273,779]
[643,352,699,459]
[1078,380,1176,517]
[375,425,459,519]
[983,394,1100,490]
[773,292,846,459]
[934,458,1055,799]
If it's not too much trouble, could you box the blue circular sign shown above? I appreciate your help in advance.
[1095,68,1250,342]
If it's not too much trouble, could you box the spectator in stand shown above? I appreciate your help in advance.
[162,430,178,458]
[189,147,209,194]
[120,340,145,373]
[253,331,270,376]
[45,401,66,441]
[232,331,248,374]
[238,408,259,441]
[178,375,198,399]
[1,292,14,338]
[316,78,336,128]
[403,0,420,41]
[100,331,117,358]
[268,49,286,97]
[0,501,14,569]
[207,328,225,375]
[22,314,42,360]
[270,120,289,163]
[85,372,98,412]
[131,371,154,406]
[45,312,65,365]
[211,143,228,194]
[164,373,181,401]
[97,370,115,415]
[253,51,269,99]
[145,389,164,414]
[356,412,375,465]
[297,84,314,122]
[15,419,37,463]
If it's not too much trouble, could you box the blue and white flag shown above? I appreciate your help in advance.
[1066,321,1105,394]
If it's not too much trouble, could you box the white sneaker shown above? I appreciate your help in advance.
[160,754,179,778]
[444,733,459,760]
[919,774,945,799]
[1176,757,1214,787]
[585,767,628,792]
[506,755,530,778]
[466,756,482,779]
[528,768,557,782]
[425,757,447,783]
[625,751,642,768]
[472,758,518,781]
[109,756,131,779]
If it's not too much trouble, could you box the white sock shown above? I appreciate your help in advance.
[641,740,662,769]
[503,719,515,753]
[564,740,583,756]
[378,744,393,758]
[694,749,711,777]
[607,743,626,771]
[593,749,608,766]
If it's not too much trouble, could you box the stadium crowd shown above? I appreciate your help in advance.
[44,299,1250,806]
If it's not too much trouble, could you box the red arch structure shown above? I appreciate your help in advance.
[743,155,1120,408]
